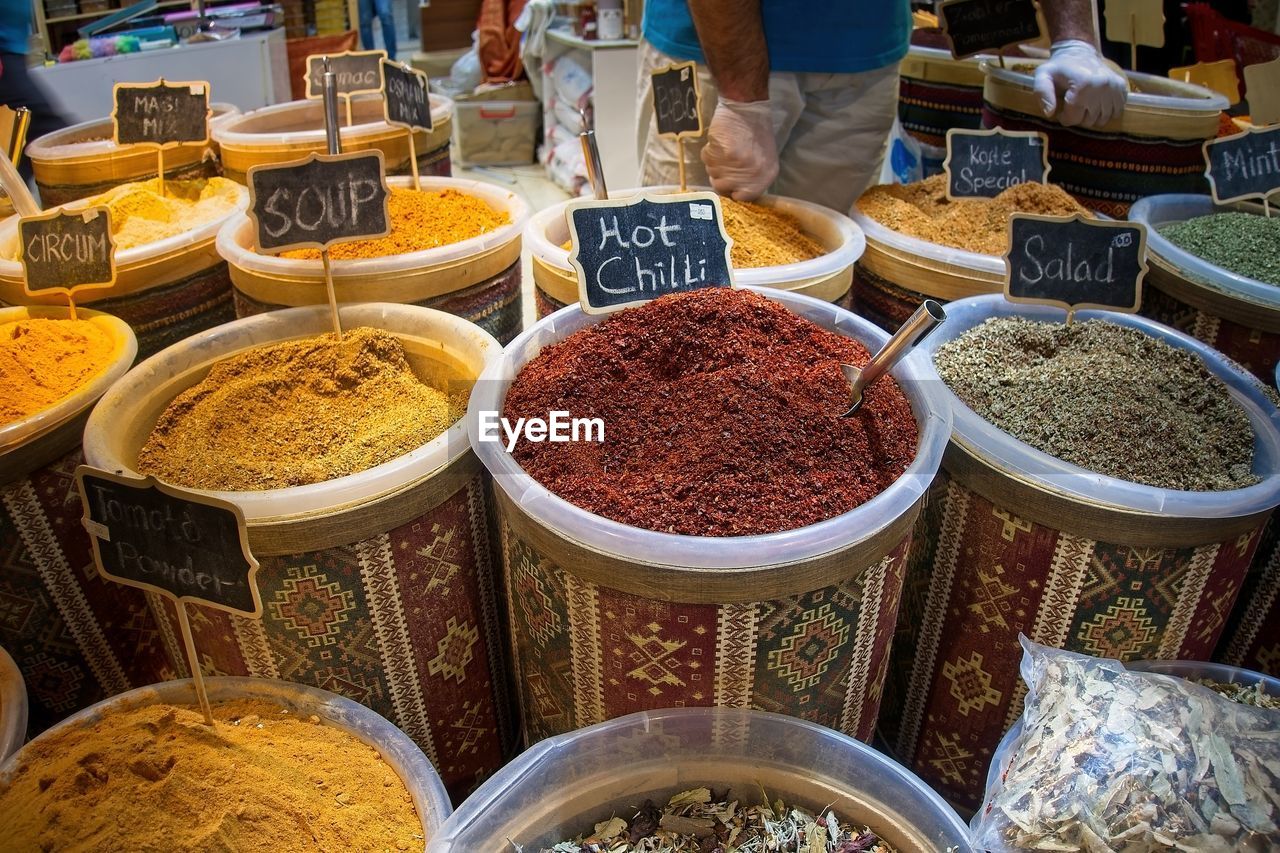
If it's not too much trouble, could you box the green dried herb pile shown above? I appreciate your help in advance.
[1159,212,1280,285]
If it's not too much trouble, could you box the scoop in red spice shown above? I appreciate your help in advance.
[502,289,919,536]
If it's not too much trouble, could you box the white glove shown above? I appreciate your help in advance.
[700,97,778,201]
[1033,40,1127,128]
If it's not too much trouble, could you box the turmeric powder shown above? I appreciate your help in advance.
[0,698,424,852]
[281,187,508,261]
[0,317,116,427]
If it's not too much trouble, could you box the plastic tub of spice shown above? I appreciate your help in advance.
[467,286,950,745]
[526,185,865,317]
[0,676,450,850]
[214,94,454,183]
[217,175,529,343]
[849,174,1086,330]
[430,707,972,852]
[0,306,173,744]
[82,303,514,799]
[0,646,25,762]
[882,293,1280,811]
[0,177,248,357]
[982,61,1228,217]
[26,102,240,208]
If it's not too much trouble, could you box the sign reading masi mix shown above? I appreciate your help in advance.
[568,192,735,314]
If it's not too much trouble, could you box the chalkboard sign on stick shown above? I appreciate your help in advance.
[18,206,116,298]
[305,50,387,100]
[1243,58,1280,128]
[1004,213,1148,318]
[1203,125,1280,205]
[938,0,1041,59]
[650,61,702,140]
[945,128,1049,199]
[112,79,210,147]
[568,191,735,314]
[247,151,391,254]
[76,467,262,618]
[382,60,432,132]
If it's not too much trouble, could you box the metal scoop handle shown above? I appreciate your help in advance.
[841,299,945,417]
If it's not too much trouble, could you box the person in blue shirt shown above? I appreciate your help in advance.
[637,0,1126,212]
[358,0,398,60]
[0,1,66,178]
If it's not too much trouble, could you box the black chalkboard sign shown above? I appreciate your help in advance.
[247,151,390,254]
[1005,213,1148,315]
[18,206,116,296]
[568,191,735,314]
[382,60,432,132]
[112,80,210,146]
[651,61,702,140]
[76,468,262,617]
[939,0,1042,59]
[305,50,386,100]
[945,128,1050,199]
[1203,125,1280,204]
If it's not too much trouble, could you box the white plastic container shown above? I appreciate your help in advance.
[429,707,973,852]
[0,677,451,846]
[0,646,26,762]
[527,187,866,316]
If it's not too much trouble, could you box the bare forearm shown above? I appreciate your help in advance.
[687,0,769,102]
[1039,0,1100,44]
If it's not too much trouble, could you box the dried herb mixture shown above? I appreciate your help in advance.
[538,787,895,853]
[1159,211,1280,286]
[1197,679,1280,711]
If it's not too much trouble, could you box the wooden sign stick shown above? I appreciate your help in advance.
[1130,13,1137,71]
[408,130,420,191]
[175,601,213,725]
[678,138,687,192]
[321,249,342,339]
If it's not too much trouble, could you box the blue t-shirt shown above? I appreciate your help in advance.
[642,0,910,74]
[0,1,32,55]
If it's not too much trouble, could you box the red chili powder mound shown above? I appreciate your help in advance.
[502,289,919,536]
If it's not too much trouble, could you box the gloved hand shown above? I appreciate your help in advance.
[1033,40,1127,128]
[700,97,778,201]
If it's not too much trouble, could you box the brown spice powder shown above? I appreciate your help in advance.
[137,327,465,491]
[0,699,423,852]
[856,175,1087,254]
[719,198,826,267]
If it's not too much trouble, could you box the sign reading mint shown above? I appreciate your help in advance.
[1203,125,1280,204]
[305,49,386,99]
[939,0,1042,58]
[1004,213,1148,318]
[19,206,115,295]
[568,191,735,314]
[945,128,1049,199]
[112,79,210,146]
[246,151,390,254]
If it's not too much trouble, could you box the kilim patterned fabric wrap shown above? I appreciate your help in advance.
[850,264,938,333]
[145,472,514,802]
[533,283,854,321]
[234,260,524,345]
[898,77,984,149]
[882,468,1266,811]
[982,104,1213,217]
[35,158,221,210]
[0,450,174,740]
[1217,517,1280,677]
[500,519,910,746]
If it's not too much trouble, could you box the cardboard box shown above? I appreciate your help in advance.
[419,0,481,52]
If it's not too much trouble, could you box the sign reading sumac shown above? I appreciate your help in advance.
[939,0,1042,58]
[1203,125,1280,204]
[19,206,115,295]
[568,192,734,314]
[112,80,210,146]
[651,61,702,139]
[382,60,432,131]
[246,151,390,254]
[305,50,386,99]
[76,468,262,617]
[1004,213,1148,315]
[945,128,1049,199]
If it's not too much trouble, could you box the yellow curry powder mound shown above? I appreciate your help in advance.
[280,187,509,261]
[0,698,423,852]
[719,197,825,267]
[81,177,242,251]
[856,174,1088,255]
[0,318,115,427]
[136,327,466,491]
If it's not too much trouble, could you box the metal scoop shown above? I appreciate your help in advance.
[841,299,946,417]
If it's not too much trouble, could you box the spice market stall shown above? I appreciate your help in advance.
[883,294,1280,811]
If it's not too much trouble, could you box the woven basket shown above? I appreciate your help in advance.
[898,45,986,150]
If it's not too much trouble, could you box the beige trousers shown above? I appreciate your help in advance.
[635,40,900,214]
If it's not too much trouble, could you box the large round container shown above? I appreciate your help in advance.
[0,183,250,358]
[218,176,529,344]
[0,307,172,741]
[467,287,949,745]
[0,647,25,761]
[899,44,986,175]
[849,203,1004,331]
[26,103,241,208]
[214,94,454,183]
[430,707,973,852]
[982,61,1228,217]
[81,303,513,800]
[0,676,452,847]
[1217,509,1280,678]
[882,294,1280,811]
[526,187,865,318]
